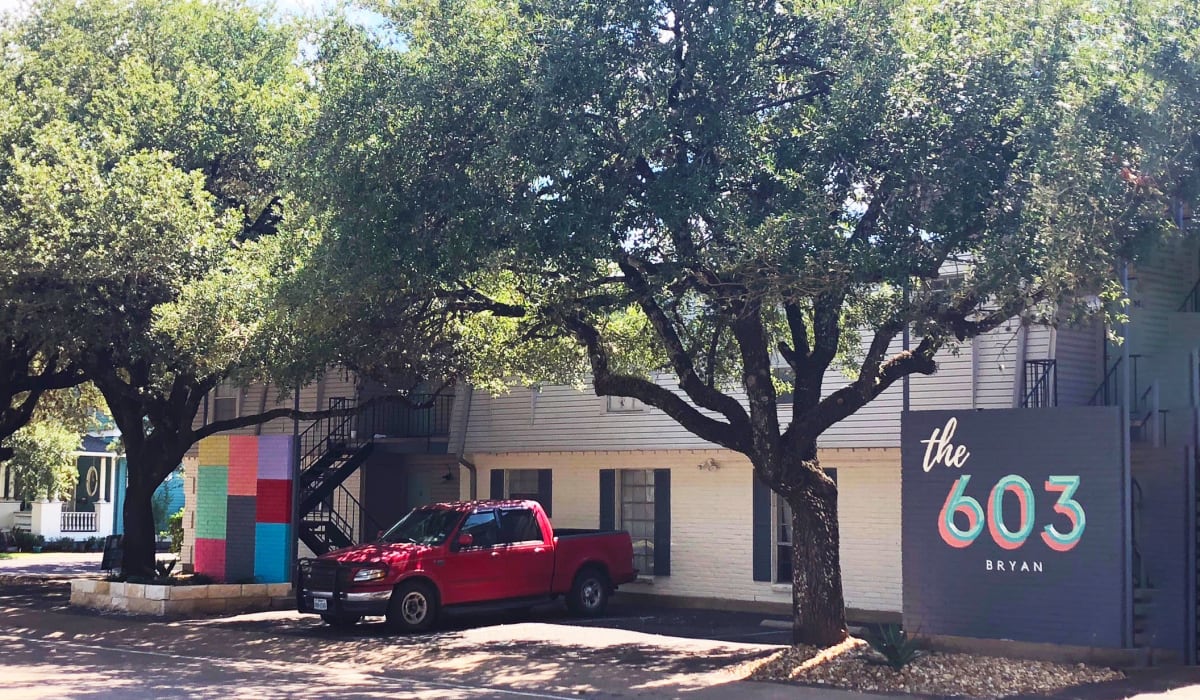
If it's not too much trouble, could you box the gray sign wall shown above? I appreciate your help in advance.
[902,407,1126,648]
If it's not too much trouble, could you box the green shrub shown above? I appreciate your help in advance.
[862,623,924,671]
[163,508,184,554]
[12,530,35,552]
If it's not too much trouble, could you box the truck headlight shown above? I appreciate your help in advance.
[352,567,387,582]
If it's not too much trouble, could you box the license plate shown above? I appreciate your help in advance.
[313,598,328,611]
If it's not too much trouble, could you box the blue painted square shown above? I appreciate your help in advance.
[253,523,291,584]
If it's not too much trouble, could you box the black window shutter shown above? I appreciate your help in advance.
[752,474,772,582]
[489,470,504,500]
[537,469,553,517]
[599,469,616,530]
[653,468,671,577]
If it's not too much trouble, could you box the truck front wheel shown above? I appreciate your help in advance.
[567,567,610,617]
[386,580,438,633]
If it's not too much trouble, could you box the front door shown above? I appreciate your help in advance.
[407,469,431,511]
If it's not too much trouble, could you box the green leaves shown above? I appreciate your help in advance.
[2,420,81,501]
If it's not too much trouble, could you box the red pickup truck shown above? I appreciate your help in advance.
[296,499,637,631]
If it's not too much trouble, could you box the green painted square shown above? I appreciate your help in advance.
[195,466,228,540]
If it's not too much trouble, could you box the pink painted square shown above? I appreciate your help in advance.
[194,538,226,582]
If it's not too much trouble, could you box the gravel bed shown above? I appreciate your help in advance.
[747,637,1124,698]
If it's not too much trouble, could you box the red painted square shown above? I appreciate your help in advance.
[256,479,292,524]
[194,538,226,582]
[227,436,259,497]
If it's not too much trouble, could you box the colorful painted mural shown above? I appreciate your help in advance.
[193,435,293,583]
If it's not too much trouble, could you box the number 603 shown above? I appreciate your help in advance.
[938,474,1086,551]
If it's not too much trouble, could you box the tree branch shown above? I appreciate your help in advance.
[189,393,437,443]
[618,255,750,427]
[564,311,748,453]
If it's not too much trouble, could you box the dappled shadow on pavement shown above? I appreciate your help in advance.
[0,580,781,699]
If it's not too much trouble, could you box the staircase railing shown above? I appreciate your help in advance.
[1021,359,1057,408]
[297,393,454,471]
[1089,357,1124,407]
[1132,382,1163,446]
[1178,277,1200,312]
[295,392,454,551]
[1131,477,1151,590]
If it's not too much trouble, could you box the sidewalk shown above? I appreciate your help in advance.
[0,552,177,581]
[0,552,107,579]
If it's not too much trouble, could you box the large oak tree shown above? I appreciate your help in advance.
[308,0,1195,645]
[0,0,331,576]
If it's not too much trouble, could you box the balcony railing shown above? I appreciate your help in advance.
[1021,359,1057,408]
[61,511,97,533]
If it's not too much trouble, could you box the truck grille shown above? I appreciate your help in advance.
[302,560,342,591]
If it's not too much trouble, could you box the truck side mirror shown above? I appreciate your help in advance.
[456,533,474,548]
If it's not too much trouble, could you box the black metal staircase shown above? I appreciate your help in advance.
[296,394,454,555]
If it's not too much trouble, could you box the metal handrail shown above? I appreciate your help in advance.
[1022,359,1057,408]
[1089,357,1123,406]
[296,393,454,549]
[1178,277,1200,312]
[1131,478,1151,589]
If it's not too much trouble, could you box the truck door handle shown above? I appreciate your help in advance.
[490,551,501,557]
[534,548,545,553]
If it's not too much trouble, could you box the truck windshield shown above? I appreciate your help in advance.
[379,508,465,546]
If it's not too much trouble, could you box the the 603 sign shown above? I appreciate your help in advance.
[938,475,1086,552]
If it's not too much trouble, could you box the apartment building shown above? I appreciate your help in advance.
[181,234,1199,661]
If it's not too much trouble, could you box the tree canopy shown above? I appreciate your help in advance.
[0,0,322,575]
[307,0,1196,644]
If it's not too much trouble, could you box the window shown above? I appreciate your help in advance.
[619,469,656,575]
[212,382,238,422]
[498,508,542,545]
[606,395,643,413]
[507,469,540,500]
[776,496,793,583]
[458,510,499,548]
[381,507,464,546]
[773,469,836,584]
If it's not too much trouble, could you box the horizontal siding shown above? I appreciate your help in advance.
[908,340,973,411]
[466,323,1035,453]
[1128,236,1200,355]
[975,324,1023,409]
[1055,320,1104,406]
[185,369,359,459]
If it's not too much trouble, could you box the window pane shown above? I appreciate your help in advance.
[460,510,499,548]
[507,469,539,497]
[775,496,793,583]
[618,469,656,575]
[213,397,237,422]
[498,508,541,544]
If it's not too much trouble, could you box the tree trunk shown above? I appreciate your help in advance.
[789,482,848,647]
[121,477,158,578]
[120,446,178,579]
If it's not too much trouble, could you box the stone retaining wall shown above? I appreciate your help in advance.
[70,579,293,617]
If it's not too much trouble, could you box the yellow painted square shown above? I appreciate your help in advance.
[198,436,230,466]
